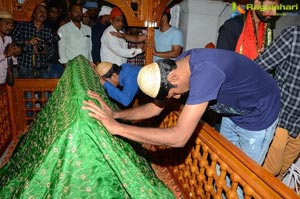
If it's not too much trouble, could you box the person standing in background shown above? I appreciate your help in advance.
[110,8,183,62]
[83,1,99,27]
[82,8,90,26]
[153,9,183,62]
[100,7,143,66]
[255,26,300,180]
[58,3,93,66]
[127,27,145,67]
[12,2,56,78]
[216,0,280,60]
[0,9,22,84]
[91,5,111,64]
[45,2,64,78]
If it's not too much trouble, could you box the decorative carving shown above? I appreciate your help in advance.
[0,0,44,21]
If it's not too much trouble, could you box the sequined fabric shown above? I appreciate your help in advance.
[0,55,174,199]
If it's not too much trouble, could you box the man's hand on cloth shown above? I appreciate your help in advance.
[82,90,119,135]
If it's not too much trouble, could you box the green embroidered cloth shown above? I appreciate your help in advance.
[0,56,174,199]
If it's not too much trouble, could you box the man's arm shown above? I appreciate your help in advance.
[82,91,208,147]
[103,33,142,58]
[102,81,138,107]
[110,31,146,43]
[113,102,164,120]
[153,45,182,59]
[57,28,67,64]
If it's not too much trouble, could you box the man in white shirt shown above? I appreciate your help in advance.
[58,3,92,65]
[100,7,143,65]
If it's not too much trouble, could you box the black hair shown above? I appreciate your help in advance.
[69,3,82,12]
[155,59,177,101]
[102,64,122,79]
[164,13,171,23]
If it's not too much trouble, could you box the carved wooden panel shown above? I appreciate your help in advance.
[106,0,173,27]
[10,79,58,136]
[0,0,43,21]
[0,85,13,157]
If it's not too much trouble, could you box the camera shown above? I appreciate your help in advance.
[36,34,61,53]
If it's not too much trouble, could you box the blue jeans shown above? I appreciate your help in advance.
[16,64,63,78]
[220,117,278,165]
[48,63,64,78]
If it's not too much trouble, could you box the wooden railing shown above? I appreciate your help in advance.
[0,84,14,159]
[0,79,58,167]
[1,80,299,198]
[154,109,299,198]
[7,79,59,136]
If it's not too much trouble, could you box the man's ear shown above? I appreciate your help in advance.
[167,72,179,84]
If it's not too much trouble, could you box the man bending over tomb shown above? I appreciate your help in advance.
[95,62,141,107]
[82,48,280,165]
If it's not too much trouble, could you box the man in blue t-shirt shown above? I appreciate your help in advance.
[95,62,141,107]
[83,48,280,165]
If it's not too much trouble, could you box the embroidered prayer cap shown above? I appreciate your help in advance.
[99,6,112,17]
[96,62,113,76]
[137,62,161,98]
[110,7,122,19]
[0,9,13,20]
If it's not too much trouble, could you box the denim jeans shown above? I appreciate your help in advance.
[15,64,63,78]
[218,117,278,198]
[220,117,278,165]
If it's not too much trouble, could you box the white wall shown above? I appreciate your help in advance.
[177,0,300,51]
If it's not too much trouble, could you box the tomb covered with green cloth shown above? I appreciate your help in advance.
[0,55,174,199]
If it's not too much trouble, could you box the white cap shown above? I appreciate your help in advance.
[137,62,161,98]
[98,6,112,17]
[82,8,88,14]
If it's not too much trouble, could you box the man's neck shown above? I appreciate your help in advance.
[72,20,81,29]
[252,11,264,30]
[34,20,44,32]
[160,23,171,32]
[0,33,5,40]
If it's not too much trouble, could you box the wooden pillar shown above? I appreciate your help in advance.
[145,27,155,64]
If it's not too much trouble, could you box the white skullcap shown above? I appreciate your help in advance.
[82,8,88,14]
[137,63,161,98]
[98,6,112,17]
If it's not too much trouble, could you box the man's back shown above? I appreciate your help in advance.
[216,15,244,51]
[177,48,280,131]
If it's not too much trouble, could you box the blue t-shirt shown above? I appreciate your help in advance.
[154,27,183,62]
[176,48,280,131]
[103,63,141,107]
